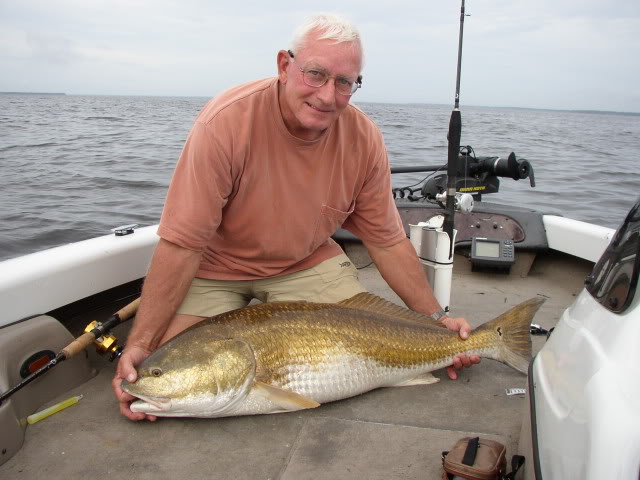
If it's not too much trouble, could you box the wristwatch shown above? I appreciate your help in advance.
[430,310,448,322]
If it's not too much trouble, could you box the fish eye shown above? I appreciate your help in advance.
[151,368,163,377]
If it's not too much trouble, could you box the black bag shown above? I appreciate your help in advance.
[442,437,524,480]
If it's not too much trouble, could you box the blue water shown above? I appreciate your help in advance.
[1,94,639,262]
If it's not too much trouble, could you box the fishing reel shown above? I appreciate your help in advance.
[83,321,123,361]
[434,191,475,214]
[421,147,535,201]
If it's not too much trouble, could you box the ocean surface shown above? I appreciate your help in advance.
[1,94,639,262]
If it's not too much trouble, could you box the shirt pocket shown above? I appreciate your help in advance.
[311,203,355,252]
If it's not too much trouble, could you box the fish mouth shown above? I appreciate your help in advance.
[121,382,172,413]
[128,393,172,413]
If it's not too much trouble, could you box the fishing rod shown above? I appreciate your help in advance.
[391,165,444,174]
[441,0,468,257]
[0,297,140,405]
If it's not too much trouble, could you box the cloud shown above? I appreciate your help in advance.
[25,32,83,65]
[0,0,639,111]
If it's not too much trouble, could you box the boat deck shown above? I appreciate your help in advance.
[0,243,592,480]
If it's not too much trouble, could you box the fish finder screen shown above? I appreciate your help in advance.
[476,241,500,258]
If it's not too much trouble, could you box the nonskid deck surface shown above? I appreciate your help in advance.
[1,248,591,480]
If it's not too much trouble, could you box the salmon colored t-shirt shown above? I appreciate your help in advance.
[158,78,405,280]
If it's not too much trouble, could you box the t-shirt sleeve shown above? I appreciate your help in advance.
[342,145,406,248]
[157,120,232,251]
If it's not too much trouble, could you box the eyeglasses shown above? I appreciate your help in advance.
[287,50,362,96]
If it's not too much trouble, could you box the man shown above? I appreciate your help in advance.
[113,14,479,421]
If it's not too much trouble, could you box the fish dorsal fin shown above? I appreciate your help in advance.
[253,381,320,411]
[337,292,444,327]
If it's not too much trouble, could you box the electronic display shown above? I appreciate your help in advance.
[475,241,500,258]
[470,237,515,269]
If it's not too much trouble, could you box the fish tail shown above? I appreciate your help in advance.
[481,297,546,374]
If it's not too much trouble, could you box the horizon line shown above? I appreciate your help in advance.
[1,91,638,116]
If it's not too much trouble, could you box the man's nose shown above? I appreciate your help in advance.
[316,78,337,104]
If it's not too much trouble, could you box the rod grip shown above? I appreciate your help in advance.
[116,297,141,322]
[61,332,96,358]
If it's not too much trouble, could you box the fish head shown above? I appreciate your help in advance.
[121,336,256,417]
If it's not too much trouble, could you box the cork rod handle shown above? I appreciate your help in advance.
[117,297,141,322]
[61,332,96,358]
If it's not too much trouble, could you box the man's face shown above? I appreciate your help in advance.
[277,34,362,141]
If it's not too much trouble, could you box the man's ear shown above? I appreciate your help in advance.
[277,50,290,83]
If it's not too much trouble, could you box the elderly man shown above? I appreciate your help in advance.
[113,13,479,421]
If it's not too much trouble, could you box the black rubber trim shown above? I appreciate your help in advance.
[528,354,543,480]
[0,313,48,331]
[0,279,143,333]
[46,279,142,324]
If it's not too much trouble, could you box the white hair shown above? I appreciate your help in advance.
[289,13,364,66]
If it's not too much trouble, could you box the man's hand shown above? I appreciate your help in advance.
[112,345,158,421]
[440,315,481,380]
[111,239,203,421]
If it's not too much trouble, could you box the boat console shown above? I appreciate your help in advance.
[335,148,546,253]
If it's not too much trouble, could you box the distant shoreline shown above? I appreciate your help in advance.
[0,92,66,95]
[465,104,640,117]
[1,91,636,115]
[358,101,640,117]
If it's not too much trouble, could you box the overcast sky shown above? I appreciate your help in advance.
[1,0,639,112]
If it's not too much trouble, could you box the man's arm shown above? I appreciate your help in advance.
[364,237,480,379]
[112,238,202,420]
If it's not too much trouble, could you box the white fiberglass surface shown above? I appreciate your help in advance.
[0,226,158,326]
[543,215,614,262]
[532,289,640,479]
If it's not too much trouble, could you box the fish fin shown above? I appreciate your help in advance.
[205,339,257,416]
[337,292,444,327]
[253,381,320,411]
[391,372,440,387]
[481,297,546,374]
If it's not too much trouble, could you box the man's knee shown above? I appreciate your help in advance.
[264,254,367,303]
[177,277,252,317]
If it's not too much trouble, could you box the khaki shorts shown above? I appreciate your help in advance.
[176,253,367,317]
